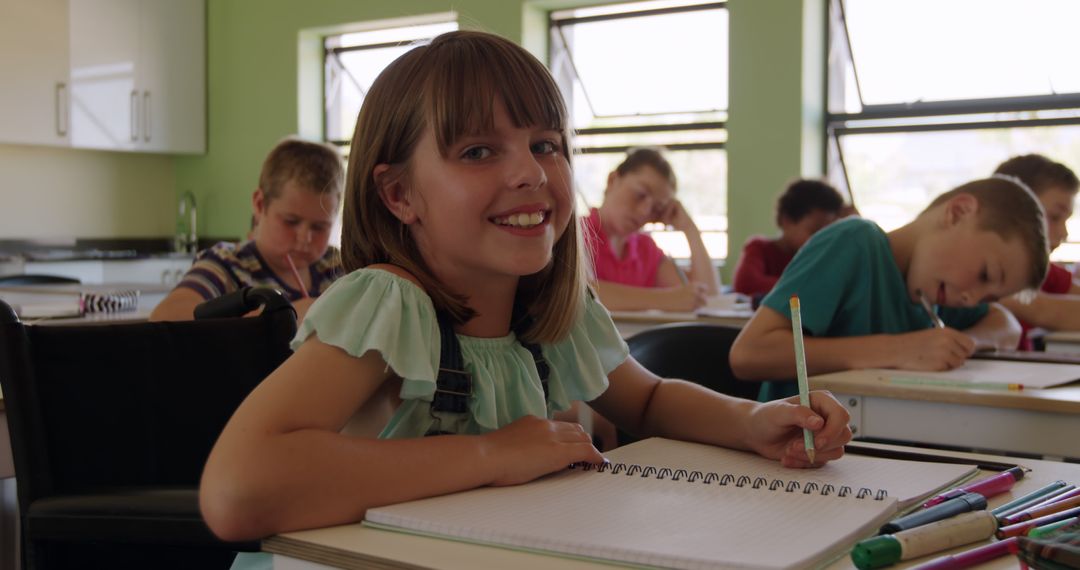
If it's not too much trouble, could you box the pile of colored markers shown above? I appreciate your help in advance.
[851,467,1080,569]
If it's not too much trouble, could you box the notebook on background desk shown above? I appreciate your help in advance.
[360,438,977,570]
[868,359,1080,390]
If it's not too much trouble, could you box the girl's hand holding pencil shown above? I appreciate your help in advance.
[746,391,852,469]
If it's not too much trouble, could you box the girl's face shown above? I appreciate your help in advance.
[393,100,573,286]
[252,181,338,272]
[599,166,675,237]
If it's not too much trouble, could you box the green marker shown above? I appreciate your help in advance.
[1026,516,1078,539]
[851,511,998,569]
[789,295,815,464]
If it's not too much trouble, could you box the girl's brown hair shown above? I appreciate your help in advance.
[340,31,587,343]
[615,147,677,189]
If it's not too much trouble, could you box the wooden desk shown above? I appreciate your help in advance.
[0,282,169,326]
[610,308,753,338]
[264,444,1080,570]
[810,369,1080,460]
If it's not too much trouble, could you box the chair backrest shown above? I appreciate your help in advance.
[626,323,761,402]
[0,288,296,516]
[0,274,80,286]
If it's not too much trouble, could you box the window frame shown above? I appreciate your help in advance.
[825,0,1080,202]
[549,1,730,260]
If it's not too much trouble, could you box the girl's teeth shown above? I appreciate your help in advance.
[498,212,545,227]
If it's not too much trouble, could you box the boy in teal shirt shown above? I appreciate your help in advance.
[730,177,1049,400]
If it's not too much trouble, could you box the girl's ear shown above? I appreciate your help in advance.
[373,163,418,224]
[943,193,979,226]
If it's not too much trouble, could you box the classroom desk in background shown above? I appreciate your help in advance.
[265,443,1080,570]
[1044,330,1080,354]
[0,282,170,327]
[609,307,754,338]
[810,369,1080,460]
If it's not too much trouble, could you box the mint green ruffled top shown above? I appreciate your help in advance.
[232,269,629,570]
[293,268,630,437]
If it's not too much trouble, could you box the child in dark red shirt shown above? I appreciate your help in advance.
[732,179,845,300]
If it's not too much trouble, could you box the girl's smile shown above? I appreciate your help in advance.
[490,203,552,236]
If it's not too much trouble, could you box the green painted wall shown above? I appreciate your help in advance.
[177,0,826,277]
[726,0,824,279]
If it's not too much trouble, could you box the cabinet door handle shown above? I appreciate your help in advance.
[55,82,68,136]
[131,90,139,142]
[143,91,151,142]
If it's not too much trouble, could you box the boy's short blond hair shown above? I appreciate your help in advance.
[258,137,344,202]
[925,177,1049,289]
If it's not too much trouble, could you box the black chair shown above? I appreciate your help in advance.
[0,274,80,286]
[619,323,762,446]
[0,286,296,570]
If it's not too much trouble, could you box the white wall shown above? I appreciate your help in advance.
[0,144,175,239]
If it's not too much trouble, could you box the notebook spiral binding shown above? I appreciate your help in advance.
[78,290,140,314]
[570,462,889,500]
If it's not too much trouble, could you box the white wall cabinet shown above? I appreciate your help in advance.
[0,0,71,147]
[0,0,204,153]
[69,0,205,153]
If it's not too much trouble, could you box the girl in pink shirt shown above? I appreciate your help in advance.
[583,148,719,311]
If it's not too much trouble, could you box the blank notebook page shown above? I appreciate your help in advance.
[365,439,976,570]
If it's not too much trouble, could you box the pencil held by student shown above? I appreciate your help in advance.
[730,176,1049,401]
[198,31,852,554]
[150,138,345,322]
[582,147,719,312]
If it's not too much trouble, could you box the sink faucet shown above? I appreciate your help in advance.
[176,190,198,254]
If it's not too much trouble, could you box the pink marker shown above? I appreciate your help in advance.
[922,466,1026,509]
[911,537,1018,570]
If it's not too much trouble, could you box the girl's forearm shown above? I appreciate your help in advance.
[201,430,494,541]
[637,379,757,450]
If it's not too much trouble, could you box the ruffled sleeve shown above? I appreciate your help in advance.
[543,291,630,410]
[292,268,440,401]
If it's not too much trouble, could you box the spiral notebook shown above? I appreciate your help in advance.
[364,438,977,570]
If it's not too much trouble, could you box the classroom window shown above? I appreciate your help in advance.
[550,0,728,260]
[826,0,1080,261]
[323,18,458,153]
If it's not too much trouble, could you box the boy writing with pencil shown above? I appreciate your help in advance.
[151,137,344,322]
[730,177,1049,400]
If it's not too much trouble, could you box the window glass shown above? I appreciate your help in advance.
[553,1,728,259]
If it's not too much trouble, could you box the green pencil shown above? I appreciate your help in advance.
[789,295,815,464]
[887,376,1024,391]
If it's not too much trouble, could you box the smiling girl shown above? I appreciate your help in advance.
[199,32,852,559]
